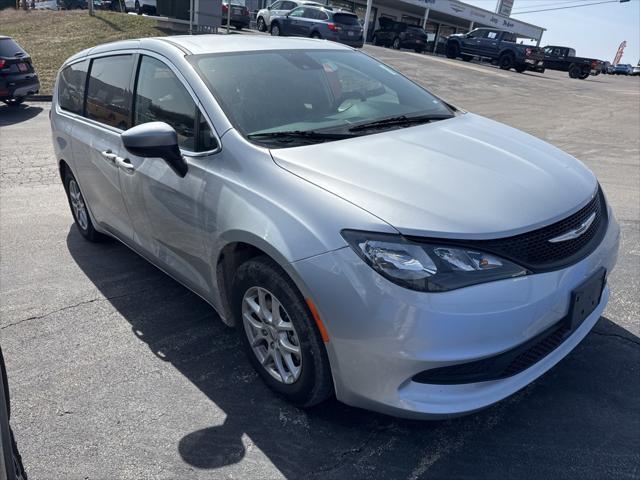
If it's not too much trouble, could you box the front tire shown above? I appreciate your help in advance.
[392,37,401,50]
[445,42,459,59]
[63,168,105,242]
[569,65,581,78]
[257,16,266,32]
[232,257,333,407]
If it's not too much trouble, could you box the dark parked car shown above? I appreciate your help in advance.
[222,1,251,30]
[0,36,40,106]
[612,63,633,75]
[1,346,27,480]
[542,46,601,79]
[270,6,364,48]
[372,17,428,53]
[446,28,544,73]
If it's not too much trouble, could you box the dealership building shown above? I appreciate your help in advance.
[318,0,546,53]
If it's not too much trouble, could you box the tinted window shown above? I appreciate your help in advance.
[269,1,282,8]
[282,1,297,9]
[467,29,484,38]
[502,32,516,42]
[192,50,452,140]
[134,56,216,152]
[86,55,134,129]
[288,7,304,17]
[0,38,26,57]
[333,13,359,25]
[58,60,88,115]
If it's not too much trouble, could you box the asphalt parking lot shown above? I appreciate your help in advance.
[1,46,639,479]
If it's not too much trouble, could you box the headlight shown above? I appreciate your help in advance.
[341,230,528,292]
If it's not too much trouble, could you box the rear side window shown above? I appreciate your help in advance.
[58,60,88,115]
[86,55,134,130]
[133,55,216,152]
[0,38,26,57]
[333,13,359,25]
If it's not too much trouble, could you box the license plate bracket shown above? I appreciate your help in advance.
[567,268,606,331]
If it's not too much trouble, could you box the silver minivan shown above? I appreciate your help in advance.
[51,35,619,419]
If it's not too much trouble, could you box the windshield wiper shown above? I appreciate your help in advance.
[248,130,358,144]
[348,114,453,132]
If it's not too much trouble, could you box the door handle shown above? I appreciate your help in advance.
[101,150,117,164]
[115,156,135,174]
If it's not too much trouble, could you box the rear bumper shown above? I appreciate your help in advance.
[0,75,40,100]
[222,15,250,27]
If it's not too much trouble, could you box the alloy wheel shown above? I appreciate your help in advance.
[242,286,302,385]
[68,179,88,231]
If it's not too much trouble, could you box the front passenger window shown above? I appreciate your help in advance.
[134,56,217,153]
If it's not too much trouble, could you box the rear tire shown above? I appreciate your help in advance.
[392,37,400,50]
[257,16,266,32]
[445,42,459,59]
[461,54,473,62]
[569,65,581,78]
[232,257,333,408]
[372,35,379,46]
[311,31,321,39]
[515,64,527,73]
[270,23,281,36]
[235,25,242,30]
[498,52,515,70]
[63,168,105,243]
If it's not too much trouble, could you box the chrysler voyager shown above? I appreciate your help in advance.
[50,36,619,418]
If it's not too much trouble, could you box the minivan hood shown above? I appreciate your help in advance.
[271,113,597,239]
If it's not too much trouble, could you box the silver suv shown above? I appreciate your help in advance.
[51,35,619,419]
[256,0,325,32]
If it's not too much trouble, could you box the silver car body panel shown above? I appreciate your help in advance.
[272,113,598,239]
[50,36,619,418]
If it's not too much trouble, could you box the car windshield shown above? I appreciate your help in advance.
[190,49,453,146]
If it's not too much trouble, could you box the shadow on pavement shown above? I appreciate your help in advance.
[0,104,43,126]
[66,227,640,479]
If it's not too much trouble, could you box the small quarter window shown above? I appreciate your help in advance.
[86,55,134,129]
[58,60,88,115]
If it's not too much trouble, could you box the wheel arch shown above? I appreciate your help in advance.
[214,233,314,328]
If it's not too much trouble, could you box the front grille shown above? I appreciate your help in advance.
[412,321,571,385]
[411,186,608,272]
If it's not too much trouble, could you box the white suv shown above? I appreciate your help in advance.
[256,0,326,32]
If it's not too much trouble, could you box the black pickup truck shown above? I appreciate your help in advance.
[542,46,600,79]
[445,28,544,73]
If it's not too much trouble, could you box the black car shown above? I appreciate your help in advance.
[1,346,27,480]
[270,6,364,48]
[0,36,40,106]
[222,1,251,30]
[372,17,428,53]
[542,46,600,79]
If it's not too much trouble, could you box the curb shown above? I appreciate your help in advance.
[27,94,53,101]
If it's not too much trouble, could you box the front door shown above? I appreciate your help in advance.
[118,54,220,296]
[71,54,136,241]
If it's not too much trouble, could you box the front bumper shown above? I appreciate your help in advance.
[291,212,620,419]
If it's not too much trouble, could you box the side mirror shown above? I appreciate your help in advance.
[267,5,271,9]
[121,122,188,177]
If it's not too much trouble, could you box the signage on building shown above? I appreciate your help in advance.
[417,0,542,39]
[496,0,514,17]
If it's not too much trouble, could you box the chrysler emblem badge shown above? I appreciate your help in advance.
[548,212,597,243]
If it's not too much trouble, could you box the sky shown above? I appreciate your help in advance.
[464,0,640,64]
